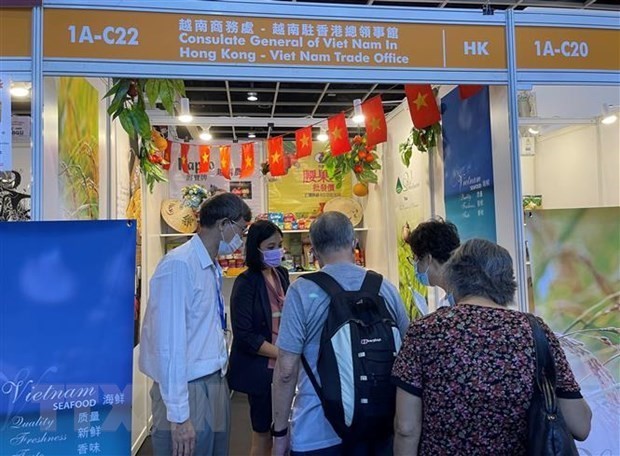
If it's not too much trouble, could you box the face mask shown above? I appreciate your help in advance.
[218,224,244,256]
[414,260,431,287]
[261,248,283,268]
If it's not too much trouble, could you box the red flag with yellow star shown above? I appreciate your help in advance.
[163,140,172,170]
[220,145,231,180]
[328,113,351,156]
[198,145,210,174]
[268,136,286,176]
[180,143,190,174]
[295,126,313,159]
[405,84,440,129]
[458,85,484,100]
[240,143,255,178]
[362,95,387,147]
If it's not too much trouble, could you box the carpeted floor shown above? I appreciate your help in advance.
[136,392,252,456]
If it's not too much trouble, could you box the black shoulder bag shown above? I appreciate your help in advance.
[526,314,579,456]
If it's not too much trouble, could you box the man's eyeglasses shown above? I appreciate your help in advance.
[230,219,249,236]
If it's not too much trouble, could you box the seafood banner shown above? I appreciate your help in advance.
[0,220,136,456]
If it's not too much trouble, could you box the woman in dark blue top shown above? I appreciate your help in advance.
[228,220,289,456]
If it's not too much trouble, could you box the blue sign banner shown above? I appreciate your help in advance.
[0,220,136,456]
[442,86,496,242]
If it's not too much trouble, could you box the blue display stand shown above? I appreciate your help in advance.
[0,220,136,456]
[442,86,497,242]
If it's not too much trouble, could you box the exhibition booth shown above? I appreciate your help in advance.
[1,1,618,455]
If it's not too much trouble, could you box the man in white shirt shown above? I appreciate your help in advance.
[140,192,251,456]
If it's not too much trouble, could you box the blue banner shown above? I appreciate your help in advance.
[1,220,136,456]
[441,86,496,242]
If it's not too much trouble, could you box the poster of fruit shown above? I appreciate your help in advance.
[58,77,100,219]
[268,141,351,218]
[526,207,620,456]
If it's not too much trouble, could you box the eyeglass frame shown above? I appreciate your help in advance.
[229,218,249,236]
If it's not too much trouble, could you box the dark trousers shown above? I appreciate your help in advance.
[291,435,393,456]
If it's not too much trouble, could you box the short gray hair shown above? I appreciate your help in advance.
[309,211,354,256]
[444,238,517,306]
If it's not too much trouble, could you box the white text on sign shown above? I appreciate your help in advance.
[534,40,589,58]
[68,25,139,46]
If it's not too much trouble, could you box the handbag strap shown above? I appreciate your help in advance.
[526,314,558,412]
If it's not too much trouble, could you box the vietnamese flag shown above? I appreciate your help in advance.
[198,145,210,174]
[268,136,286,177]
[327,113,351,156]
[180,143,190,174]
[240,142,255,178]
[405,84,441,129]
[295,126,313,159]
[220,145,231,180]
[163,140,172,170]
[362,95,387,147]
[458,85,484,100]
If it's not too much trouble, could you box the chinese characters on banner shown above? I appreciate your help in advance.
[268,142,351,217]
[0,220,135,456]
[442,86,497,242]
[43,10,507,70]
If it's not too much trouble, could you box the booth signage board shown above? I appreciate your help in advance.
[516,27,620,71]
[442,86,497,243]
[0,9,32,58]
[0,220,135,456]
[43,9,507,69]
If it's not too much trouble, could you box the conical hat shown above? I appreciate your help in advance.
[323,197,363,227]
[161,199,197,234]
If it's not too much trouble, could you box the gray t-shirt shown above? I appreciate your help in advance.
[277,262,409,452]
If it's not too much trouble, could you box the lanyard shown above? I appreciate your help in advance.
[214,268,227,331]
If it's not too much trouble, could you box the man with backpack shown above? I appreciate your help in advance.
[272,211,409,456]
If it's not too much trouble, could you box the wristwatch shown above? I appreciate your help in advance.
[270,422,288,437]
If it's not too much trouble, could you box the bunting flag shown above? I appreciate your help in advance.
[163,140,172,170]
[198,145,210,174]
[458,85,484,100]
[405,84,441,129]
[240,142,255,178]
[180,143,190,174]
[362,95,388,147]
[327,112,351,156]
[219,145,231,180]
[268,136,286,176]
[295,126,313,159]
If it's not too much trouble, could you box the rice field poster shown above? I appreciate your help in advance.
[526,207,619,456]
[58,77,100,220]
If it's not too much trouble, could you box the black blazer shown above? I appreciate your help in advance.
[227,266,290,395]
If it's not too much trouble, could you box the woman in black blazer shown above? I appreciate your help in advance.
[228,220,289,456]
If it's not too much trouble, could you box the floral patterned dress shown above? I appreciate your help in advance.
[391,304,582,455]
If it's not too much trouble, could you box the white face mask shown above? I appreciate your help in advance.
[218,223,244,256]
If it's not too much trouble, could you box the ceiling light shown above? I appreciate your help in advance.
[528,127,540,135]
[601,104,618,125]
[199,127,212,141]
[352,99,365,124]
[247,92,258,102]
[10,83,30,98]
[317,127,328,142]
[177,97,193,123]
[248,132,256,139]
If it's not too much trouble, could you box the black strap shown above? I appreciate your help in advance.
[301,354,326,406]
[360,270,383,295]
[526,314,558,411]
[302,271,344,297]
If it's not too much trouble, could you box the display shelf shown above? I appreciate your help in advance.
[281,227,368,234]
